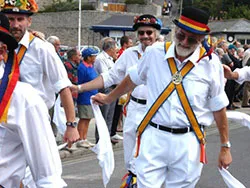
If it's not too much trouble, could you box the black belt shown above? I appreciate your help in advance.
[130,95,147,105]
[149,121,193,134]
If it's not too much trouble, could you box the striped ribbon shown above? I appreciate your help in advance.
[0,52,19,123]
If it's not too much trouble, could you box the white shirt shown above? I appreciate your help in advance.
[234,66,250,84]
[102,43,147,99]
[94,51,114,75]
[129,42,228,127]
[0,62,66,187]
[17,31,71,109]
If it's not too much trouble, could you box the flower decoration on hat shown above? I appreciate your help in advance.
[133,16,139,24]
[1,0,38,15]
[133,14,162,31]
[134,16,158,26]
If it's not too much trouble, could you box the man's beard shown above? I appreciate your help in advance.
[174,37,199,57]
[10,28,24,42]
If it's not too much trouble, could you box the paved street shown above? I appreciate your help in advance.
[62,107,250,187]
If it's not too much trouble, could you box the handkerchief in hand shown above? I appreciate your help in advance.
[90,99,114,188]
[219,167,246,188]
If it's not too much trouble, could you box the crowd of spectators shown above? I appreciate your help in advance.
[215,38,250,109]
[50,36,135,148]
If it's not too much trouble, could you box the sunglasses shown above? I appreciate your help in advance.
[138,30,154,36]
[176,31,199,45]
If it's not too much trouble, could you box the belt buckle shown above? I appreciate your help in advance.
[187,127,190,132]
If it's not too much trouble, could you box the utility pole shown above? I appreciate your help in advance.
[180,0,183,16]
[78,0,81,50]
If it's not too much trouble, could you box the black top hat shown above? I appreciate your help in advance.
[0,12,18,50]
[133,14,162,31]
[173,6,210,35]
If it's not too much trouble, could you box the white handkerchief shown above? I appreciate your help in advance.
[90,99,114,188]
[226,111,250,129]
[219,167,246,188]
[53,96,66,135]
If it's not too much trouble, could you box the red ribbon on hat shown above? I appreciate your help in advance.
[180,15,210,32]
[0,26,10,35]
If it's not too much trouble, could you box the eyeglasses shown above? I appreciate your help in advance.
[138,30,154,36]
[176,31,199,45]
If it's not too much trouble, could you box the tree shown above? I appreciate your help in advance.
[187,0,250,20]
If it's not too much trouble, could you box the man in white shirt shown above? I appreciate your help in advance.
[1,1,79,186]
[93,37,118,143]
[0,12,66,188]
[92,7,232,188]
[72,14,162,182]
[1,0,79,145]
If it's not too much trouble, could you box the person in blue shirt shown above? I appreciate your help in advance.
[77,47,99,148]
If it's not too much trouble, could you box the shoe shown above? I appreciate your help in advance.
[86,140,95,147]
[77,140,90,148]
[65,142,78,152]
[241,105,250,108]
[226,105,235,110]
[111,138,119,144]
[116,128,123,132]
[232,104,240,109]
[111,134,123,140]
[233,98,240,102]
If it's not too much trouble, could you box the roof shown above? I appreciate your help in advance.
[90,15,171,34]
[208,19,250,34]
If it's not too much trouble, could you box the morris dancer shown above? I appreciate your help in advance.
[92,7,232,187]
[0,12,66,188]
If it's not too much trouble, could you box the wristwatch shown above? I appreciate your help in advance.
[221,141,231,148]
[66,121,77,128]
[77,85,81,92]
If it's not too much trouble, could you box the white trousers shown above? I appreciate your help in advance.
[136,126,203,188]
[123,100,146,174]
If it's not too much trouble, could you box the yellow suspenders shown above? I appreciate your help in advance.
[136,42,207,163]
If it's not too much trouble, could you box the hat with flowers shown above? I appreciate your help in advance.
[1,0,38,15]
[133,14,161,31]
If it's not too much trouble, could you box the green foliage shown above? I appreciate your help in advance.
[41,1,95,12]
[225,5,250,20]
[187,0,250,20]
[125,0,146,5]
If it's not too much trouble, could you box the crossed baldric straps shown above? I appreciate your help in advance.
[0,33,35,124]
[135,42,210,164]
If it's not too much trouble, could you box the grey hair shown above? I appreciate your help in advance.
[47,36,60,44]
[215,48,224,56]
[101,37,116,51]
[67,48,78,60]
